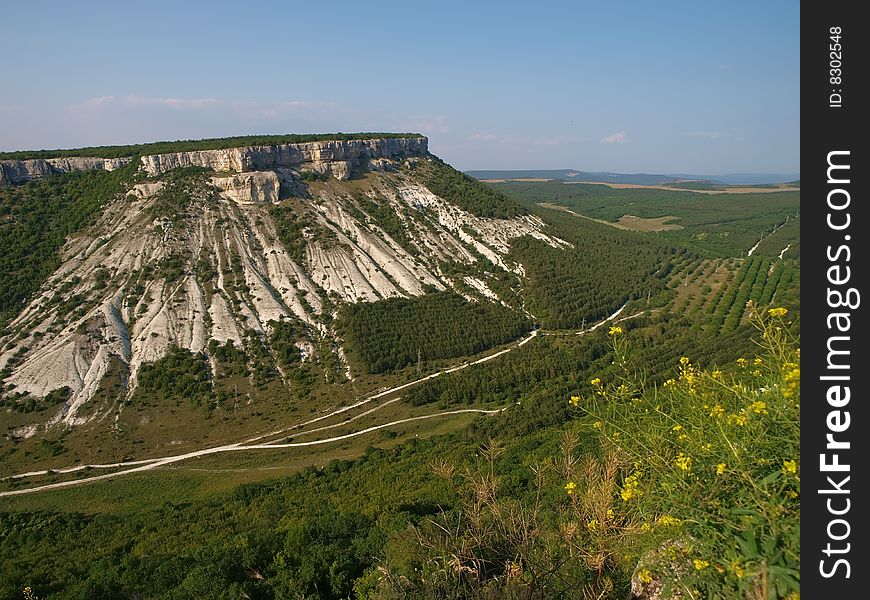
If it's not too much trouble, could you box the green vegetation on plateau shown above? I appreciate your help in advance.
[0,133,423,161]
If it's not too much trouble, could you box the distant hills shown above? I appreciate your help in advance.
[466,169,801,186]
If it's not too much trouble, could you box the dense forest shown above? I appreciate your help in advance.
[510,212,675,329]
[0,133,423,161]
[338,292,530,374]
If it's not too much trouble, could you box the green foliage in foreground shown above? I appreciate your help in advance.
[338,292,530,374]
[568,307,800,599]
[423,159,527,219]
[0,307,794,599]
[0,162,137,327]
[0,133,423,160]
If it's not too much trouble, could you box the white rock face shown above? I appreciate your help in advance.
[211,171,280,204]
[0,156,131,185]
[0,150,564,432]
[139,137,427,179]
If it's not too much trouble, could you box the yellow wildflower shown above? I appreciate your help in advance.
[709,404,725,418]
[786,490,799,499]
[731,562,745,578]
[606,508,615,521]
[592,421,603,430]
[728,413,749,426]
[716,463,726,475]
[569,395,581,406]
[621,473,641,501]
[663,378,676,387]
[783,460,798,475]
[711,369,723,380]
[748,400,768,415]
[586,519,598,531]
[675,452,692,472]
[590,377,602,386]
[768,307,788,318]
[637,568,653,584]
[656,514,681,527]
[565,481,576,495]
[693,559,710,571]
[737,357,747,367]
[680,356,690,365]
[640,522,652,532]
[671,424,683,432]
[754,357,763,365]
[608,325,623,336]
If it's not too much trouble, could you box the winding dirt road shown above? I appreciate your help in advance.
[1,331,539,497]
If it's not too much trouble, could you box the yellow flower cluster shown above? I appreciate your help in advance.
[608,325,623,336]
[621,473,642,501]
[727,413,748,426]
[782,460,798,475]
[656,514,681,527]
[768,307,789,318]
[782,363,800,399]
[590,377,602,386]
[708,404,725,418]
[716,463,727,475]
[693,559,710,571]
[569,395,581,406]
[748,400,768,415]
[586,519,598,531]
[565,481,577,495]
[637,568,653,584]
[675,452,692,472]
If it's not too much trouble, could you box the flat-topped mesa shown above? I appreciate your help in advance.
[138,136,429,180]
[0,156,132,186]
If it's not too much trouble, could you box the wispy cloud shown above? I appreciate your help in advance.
[467,132,499,141]
[70,95,333,116]
[600,131,626,144]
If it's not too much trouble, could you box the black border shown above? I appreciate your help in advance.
[802,2,867,595]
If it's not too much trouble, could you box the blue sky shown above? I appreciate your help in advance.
[1,1,799,174]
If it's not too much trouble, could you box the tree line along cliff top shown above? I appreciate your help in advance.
[0,133,425,161]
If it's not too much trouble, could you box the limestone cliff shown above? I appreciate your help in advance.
[138,137,428,180]
[0,157,131,185]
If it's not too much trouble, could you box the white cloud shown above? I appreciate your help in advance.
[600,131,626,144]
[70,95,332,116]
[467,132,499,141]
